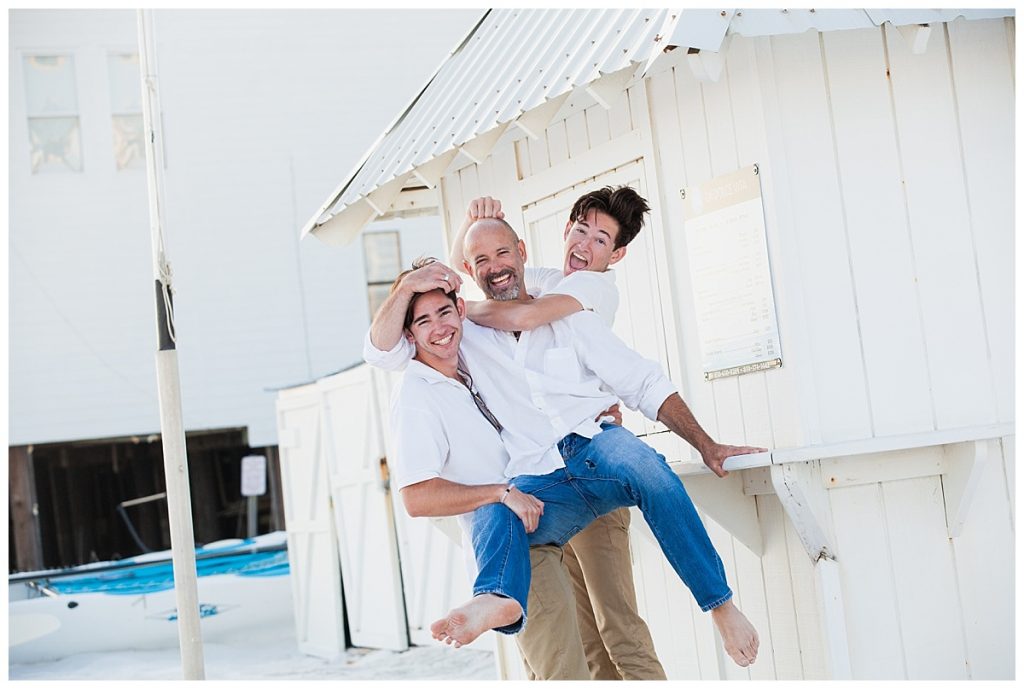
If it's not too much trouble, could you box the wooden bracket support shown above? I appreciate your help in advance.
[686,36,731,83]
[364,173,411,216]
[315,198,378,246]
[941,439,990,538]
[385,187,438,217]
[895,23,932,54]
[680,471,764,555]
[585,64,637,110]
[512,93,570,140]
[461,122,511,165]
[770,461,836,563]
[411,149,460,188]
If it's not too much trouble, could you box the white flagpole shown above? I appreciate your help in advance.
[136,9,206,680]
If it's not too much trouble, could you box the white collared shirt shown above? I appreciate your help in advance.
[390,359,510,490]
[389,359,510,578]
[366,271,676,480]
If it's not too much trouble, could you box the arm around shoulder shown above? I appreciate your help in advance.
[466,294,584,331]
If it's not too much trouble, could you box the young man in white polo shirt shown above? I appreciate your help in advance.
[386,278,532,635]
[368,223,763,668]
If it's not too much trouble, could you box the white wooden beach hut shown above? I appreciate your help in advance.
[294,8,1015,680]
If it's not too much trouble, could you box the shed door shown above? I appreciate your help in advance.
[276,388,347,658]
[521,161,679,446]
[319,365,409,651]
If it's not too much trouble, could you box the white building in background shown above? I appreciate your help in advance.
[9,8,478,447]
[285,8,1015,681]
[8,9,480,570]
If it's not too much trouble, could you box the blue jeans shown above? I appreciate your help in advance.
[470,424,732,634]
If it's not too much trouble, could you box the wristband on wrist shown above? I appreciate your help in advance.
[499,486,513,504]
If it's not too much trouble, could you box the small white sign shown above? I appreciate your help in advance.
[682,164,783,379]
[240,455,267,497]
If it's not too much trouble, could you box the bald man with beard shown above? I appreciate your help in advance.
[366,210,763,670]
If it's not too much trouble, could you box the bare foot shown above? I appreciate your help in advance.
[430,594,522,648]
[710,600,759,667]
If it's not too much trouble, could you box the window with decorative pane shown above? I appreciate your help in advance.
[23,54,82,173]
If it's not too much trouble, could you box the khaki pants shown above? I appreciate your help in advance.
[515,545,590,680]
[517,509,666,680]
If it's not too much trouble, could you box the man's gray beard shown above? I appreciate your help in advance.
[490,284,520,301]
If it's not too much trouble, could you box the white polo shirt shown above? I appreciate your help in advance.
[365,270,676,480]
[390,360,509,491]
[389,359,511,557]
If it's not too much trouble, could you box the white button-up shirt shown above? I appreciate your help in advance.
[366,271,677,479]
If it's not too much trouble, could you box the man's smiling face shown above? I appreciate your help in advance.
[463,220,529,301]
[406,289,464,366]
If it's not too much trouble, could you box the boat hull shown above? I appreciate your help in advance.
[9,533,294,665]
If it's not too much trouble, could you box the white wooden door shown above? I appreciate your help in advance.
[275,387,347,659]
[519,161,684,458]
[319,365,409,651]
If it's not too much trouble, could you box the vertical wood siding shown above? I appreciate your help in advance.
[945,19,1015,426]
[643,19,1009,445]
[435,17,1013,680]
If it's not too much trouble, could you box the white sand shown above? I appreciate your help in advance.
[8,623,496,681]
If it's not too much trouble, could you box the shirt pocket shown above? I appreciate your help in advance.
[543,347,580,383]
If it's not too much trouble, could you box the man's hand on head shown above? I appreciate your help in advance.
[700,442,767,478]
[451,197,505,272]
[401,260,462,295]
[468,196,504,222]
[502,486,544,533]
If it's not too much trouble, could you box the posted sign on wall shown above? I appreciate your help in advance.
[682,164,782,380]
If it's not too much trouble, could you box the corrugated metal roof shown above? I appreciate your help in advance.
[304,8,670,244]
[305,7,1014,245]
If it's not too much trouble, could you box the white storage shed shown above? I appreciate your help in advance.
[295,8,1015,680]
[275,363,507,660]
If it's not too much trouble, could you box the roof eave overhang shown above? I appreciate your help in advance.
[306,7,1014,247]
